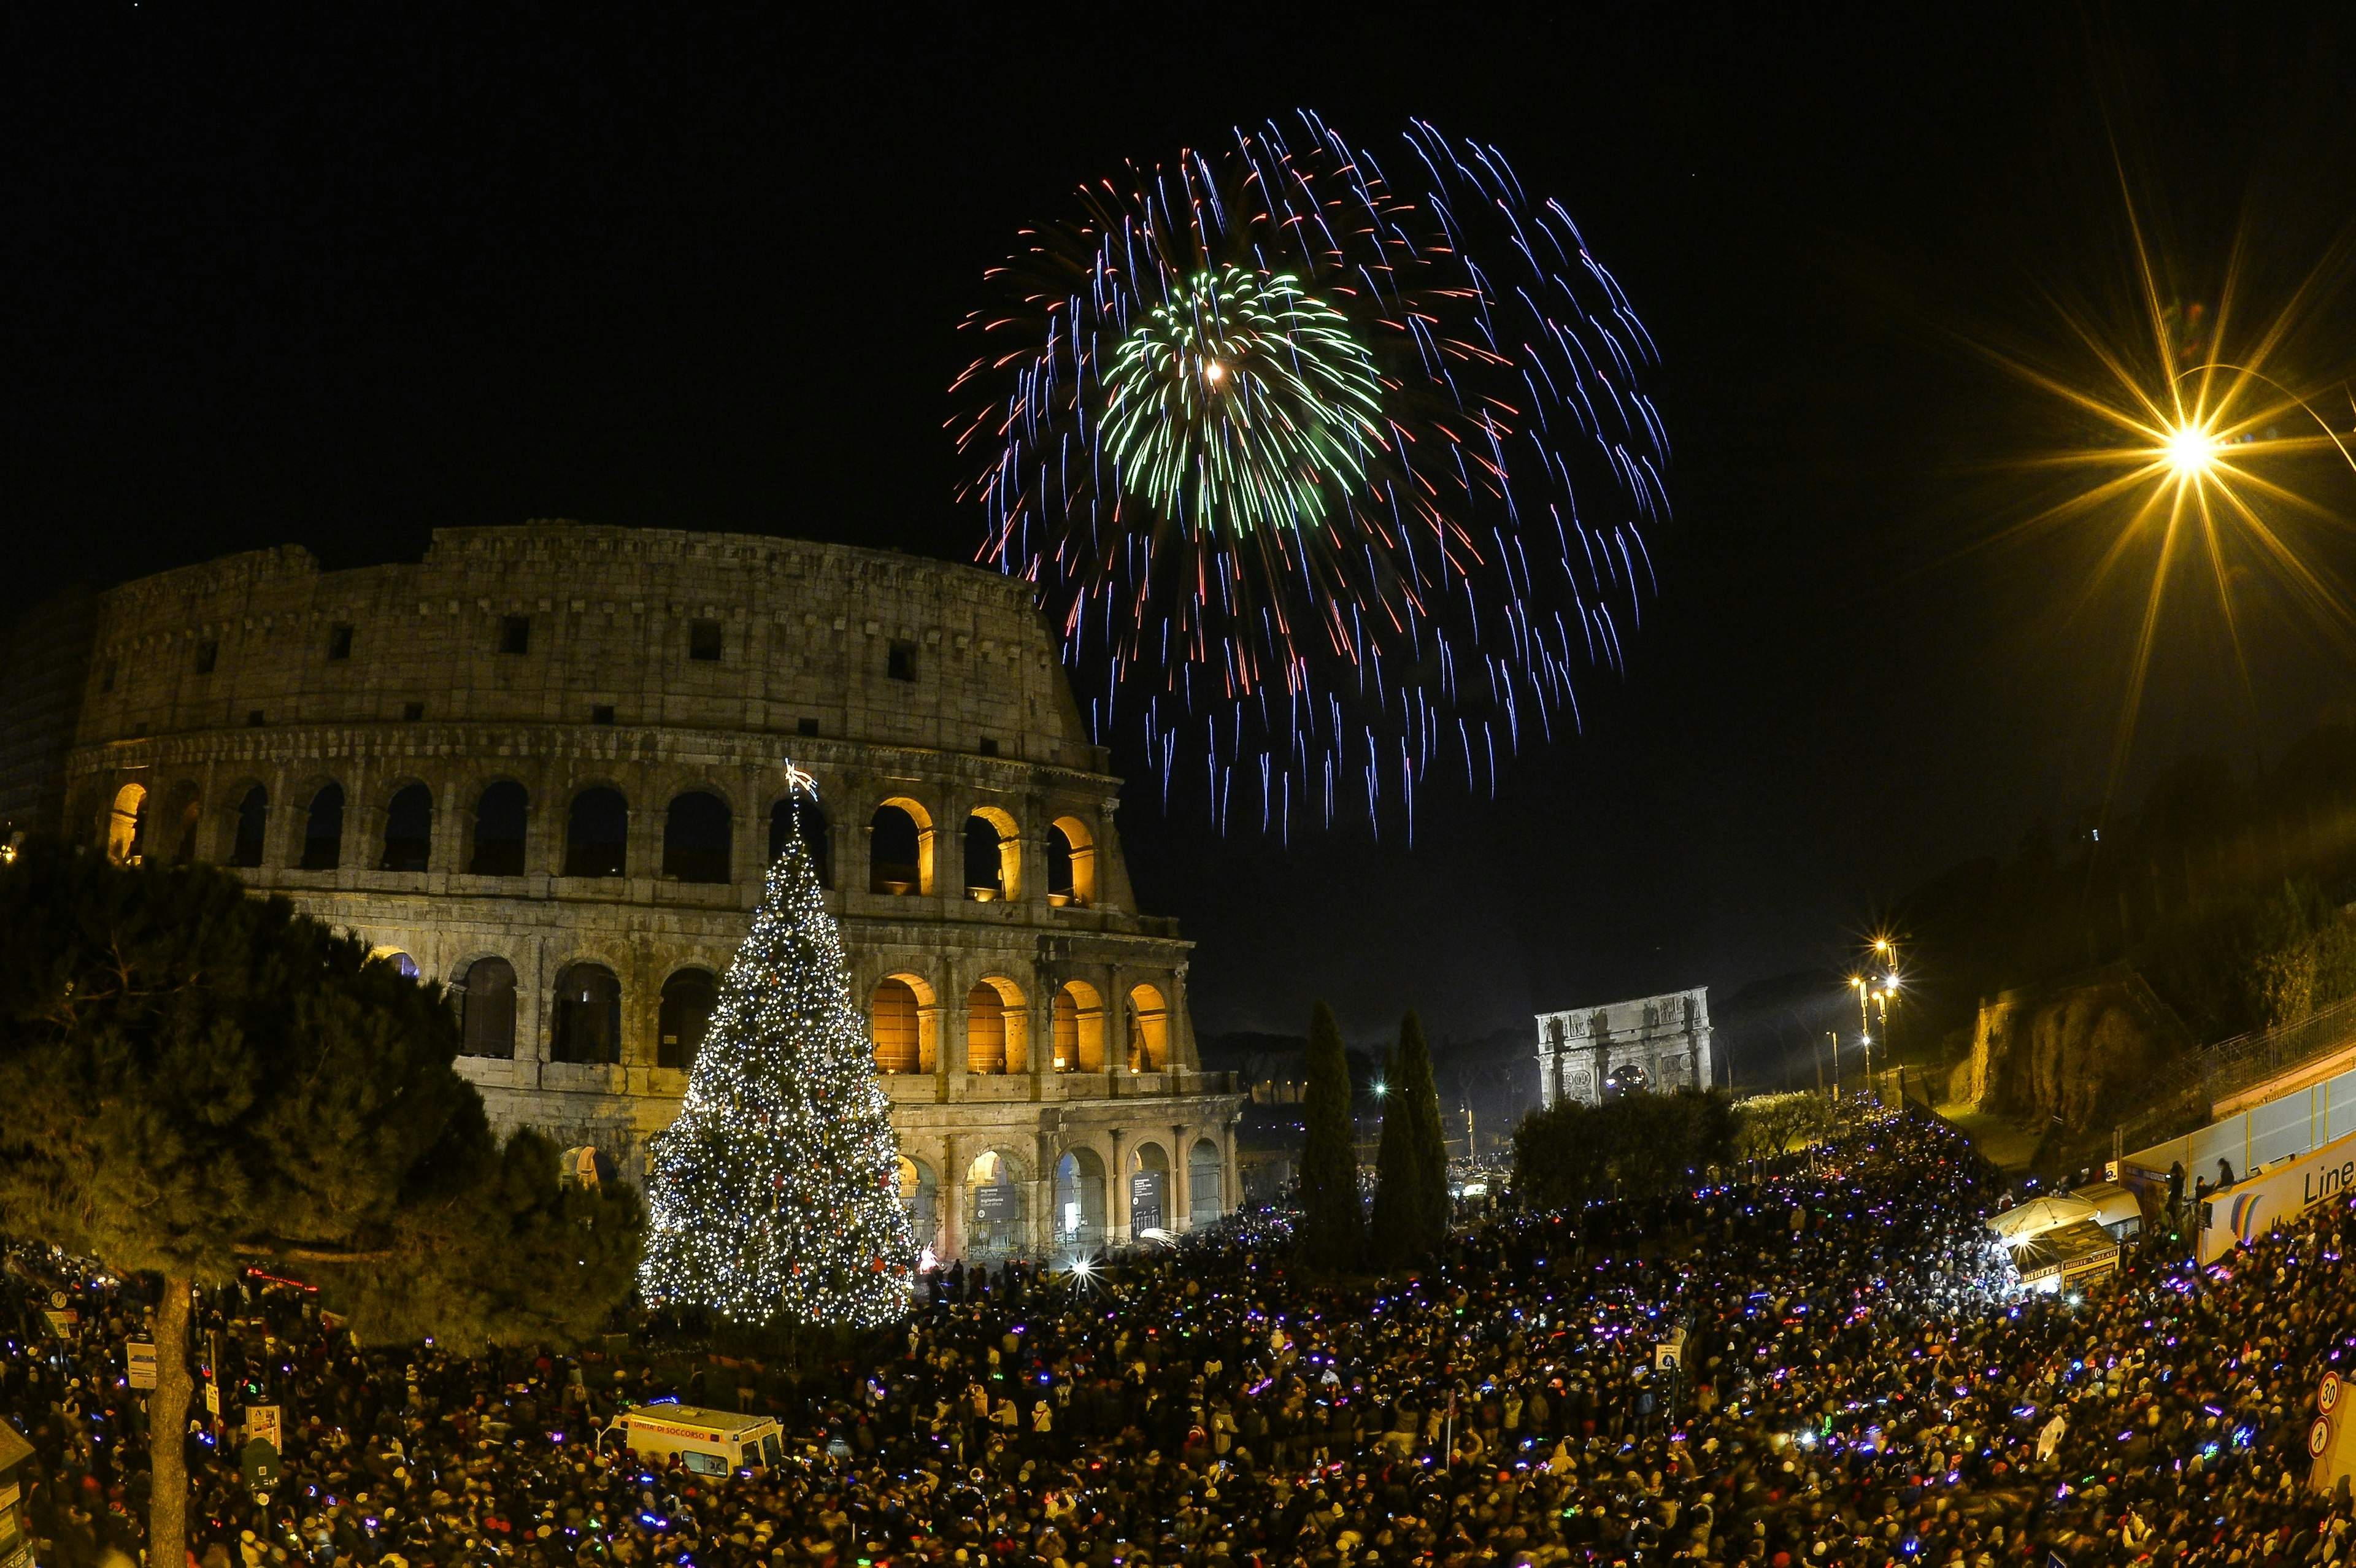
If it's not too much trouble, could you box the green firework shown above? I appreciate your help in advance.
[1101,265,1383,539]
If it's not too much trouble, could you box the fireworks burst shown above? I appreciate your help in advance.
[953,112,1669,834]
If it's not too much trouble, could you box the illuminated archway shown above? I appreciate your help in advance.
[966,975,1029,1074]
[870,972,938,1072]
[1127,982,1169,1071]
[106,783,147,865]
[964,805,1020,901]
[1053,979,1105,1072]
[1049,815,1096,905]
[869,797,934,895]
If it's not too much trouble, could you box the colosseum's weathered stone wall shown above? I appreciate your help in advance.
[52,523,1241,1262]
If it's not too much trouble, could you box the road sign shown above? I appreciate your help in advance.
[126,1341,157,1391]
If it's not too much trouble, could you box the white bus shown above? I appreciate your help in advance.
[2199,1126,2356,1264]
[615,1405,785,1476]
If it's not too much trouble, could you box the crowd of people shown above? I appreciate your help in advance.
[4,1109,2353,1568]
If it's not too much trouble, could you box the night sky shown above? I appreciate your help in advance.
[9,6,2356,1049]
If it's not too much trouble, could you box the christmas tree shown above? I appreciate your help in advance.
[639,794,914,1326]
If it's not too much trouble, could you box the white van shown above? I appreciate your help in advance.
[617,1405,785,1476]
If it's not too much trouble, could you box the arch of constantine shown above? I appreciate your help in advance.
[9,521,1242,1264]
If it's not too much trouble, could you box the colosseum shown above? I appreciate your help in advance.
[0,521,1242,1265]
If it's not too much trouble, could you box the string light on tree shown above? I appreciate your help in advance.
[637,766,915,1327]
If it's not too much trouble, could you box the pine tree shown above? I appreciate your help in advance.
[639,810,915,1328]
[1396,1010,1452,1251]
[1296,999,1363,1270]
[0,840,641,1568]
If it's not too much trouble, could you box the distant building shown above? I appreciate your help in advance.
[1534,988,1714,1108]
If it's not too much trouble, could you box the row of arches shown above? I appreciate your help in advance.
[868,974,1169,1074]
[100,779,830,883]
[863,798,1096,904]
[415,953,1172,1077]
[445,956,720,1069]
[895,1139,1225,1256]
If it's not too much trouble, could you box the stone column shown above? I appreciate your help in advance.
[943,958,971,1091]
[432,771,466,875]
[1106,964,1131,1086]
[940,1133,964,1264]
[1107,1126,1128,1240]
[1170,1123,1191,1231]
[1223,1121,1241,1219]
[1169,964,1199,1072]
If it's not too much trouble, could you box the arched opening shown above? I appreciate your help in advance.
[663,791,733,883]
[897,1157,939,1256]
[868,801,928,895]
[869,972,937,1072]
[550,963,622,1064]
[769,797,831,887]
[965,1149,1025,1261]
[380,784,433,872]
[1126,982,1169,1072]
[1126,1141,1171,1236]
[1052,979,1105,1072]
[871,978,921,1074]
[470,781,529,876]
[106,783,148,866]
[1053,1149,1108,1250]
[230,785,268,868]
[1188,1138,1223,1228]
[299,783,344,871]
[564,788,628,878]
[966,977,1028,1074]
[369,948,420,980]
[1604,1061,1649,1101]
[658,968,719,1069]
[964,807,1019,901]
[458,956,517,1059]
[167,788,202,864]
[1049,815,1096,905]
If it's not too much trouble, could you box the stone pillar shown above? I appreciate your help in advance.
[1223,1121,1241,1219]
[1169,964,1199,1072]
[1107,1126,1128,1240]
[432,771,466,874]
[1035,1128,1059,1255]
[1106,964,1131,1086]
[1170,1123,1191,1231]
[943,959,971,1091]
[941,1134,964,1263]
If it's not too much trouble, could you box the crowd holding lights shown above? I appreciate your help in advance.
[12,1109,2356,1567]
[638,782,915,1331]
[956,111,1669,836]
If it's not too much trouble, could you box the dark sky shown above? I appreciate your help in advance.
[9,5,2356,1047]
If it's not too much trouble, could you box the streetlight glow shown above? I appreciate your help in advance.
[2163,423,2219,478]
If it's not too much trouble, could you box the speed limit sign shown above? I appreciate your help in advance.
[2323,1372,2343,1415]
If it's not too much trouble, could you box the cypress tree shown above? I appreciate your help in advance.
[1396,1010,1452,1250]
[0,841,642,1568]
[1369,1043,1420,1267]
[1296,999,1363,1269]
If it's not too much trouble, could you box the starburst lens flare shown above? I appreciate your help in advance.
[2163,423,2219,476]
[955,112,1670,834]
[1986,197,2356,804]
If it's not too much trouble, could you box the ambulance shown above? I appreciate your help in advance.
[615,1404,785,1476]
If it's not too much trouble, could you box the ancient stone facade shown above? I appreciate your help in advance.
[1534,988,1714,1108]
[45,522,1242,1263]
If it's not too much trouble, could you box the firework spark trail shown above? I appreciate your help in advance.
[956,112,1668,828]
